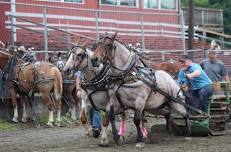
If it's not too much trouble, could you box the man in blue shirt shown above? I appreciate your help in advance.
[178,54,213,113]
[75,71,102,138]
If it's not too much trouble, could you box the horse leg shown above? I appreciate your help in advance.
[140,112,148,138]
[118,112,126,144]
[108,106,120,143]
[99,111,110,147]
[21,96,28,123]
[184,114,191,139]
[41,93,54,126]
[67,92,77,120]
[73,89,81,121]
[165,113,172,133]
[80,96,92,136]
[134,110,145,148]
[171,103,191,138]
[11,89,18,123]
[53,93,62,127]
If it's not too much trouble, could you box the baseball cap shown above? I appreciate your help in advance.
[178,53,192,62]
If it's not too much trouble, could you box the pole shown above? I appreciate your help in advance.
[43,6,48,61]
[188,0,194,57]
[11,0,16,44]
[180,11,186,53]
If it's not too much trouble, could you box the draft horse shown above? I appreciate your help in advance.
[91,32,191,148]
[63,45,130,144]
[0,50,63,126]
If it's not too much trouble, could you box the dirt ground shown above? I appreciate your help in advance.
[1,116,231,152]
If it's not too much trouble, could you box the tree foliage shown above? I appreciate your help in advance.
[181,0,231,34]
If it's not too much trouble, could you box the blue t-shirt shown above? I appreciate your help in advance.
[178,63,212,90]
[75,71,84,80]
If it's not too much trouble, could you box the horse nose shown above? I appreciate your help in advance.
[91,58,99,67]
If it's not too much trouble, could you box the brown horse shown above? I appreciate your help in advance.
[0,50,63,126]
[150,61,182,78]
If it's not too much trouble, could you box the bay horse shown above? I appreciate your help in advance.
[63,45,129,145]
[91,32,191,148]
[0,50,63,126]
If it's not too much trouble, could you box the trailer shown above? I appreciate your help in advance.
[171,81,231,136]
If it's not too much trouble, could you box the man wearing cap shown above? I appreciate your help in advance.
[178,53,213,113]
[200,50,229,82]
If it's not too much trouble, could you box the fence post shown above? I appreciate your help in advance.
[11,0,16,44]
[140,14,145,50]
[43,6,48,61]
[180,11,186,53]
[10,16,15,46]
[95,11,99,41]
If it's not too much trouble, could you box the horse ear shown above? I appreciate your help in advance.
[111,31,118,41]
[82,40,89,47]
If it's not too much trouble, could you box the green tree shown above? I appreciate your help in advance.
[181,0,231,34]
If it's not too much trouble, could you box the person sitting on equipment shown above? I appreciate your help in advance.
[178,53,213,113]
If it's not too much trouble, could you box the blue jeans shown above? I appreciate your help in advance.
[89,107,102,130]
[191,85,213,112]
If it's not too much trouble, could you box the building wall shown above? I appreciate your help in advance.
[3,0,183,51]
[0,3,10,44]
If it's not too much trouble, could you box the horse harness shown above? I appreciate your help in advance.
[2,54,54,97]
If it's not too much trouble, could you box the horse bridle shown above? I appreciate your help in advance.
[71,45,88,71]
[98,37,135,72]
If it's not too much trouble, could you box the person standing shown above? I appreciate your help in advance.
[75,71,102,138]
[200,50,229,82]
[178,53,213,113]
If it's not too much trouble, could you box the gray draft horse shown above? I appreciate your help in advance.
[63,45,129,146]
[91,32,191,148]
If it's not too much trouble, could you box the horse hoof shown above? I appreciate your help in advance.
[135,142,145,148]
[21,118,27,123]
[12,118,18,123]
[99,137,109,147]
[55,121,61,127]
[35,124,41,128]
[185,137,192,141]
[86,128,93,137]
[46,122,53,127]
[117,136,125,145]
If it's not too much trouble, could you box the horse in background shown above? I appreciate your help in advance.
[91,32,191,148]
[52,51,80,121]
[0,48,63,127]
[150,61,182,79]
[127,43,182,78]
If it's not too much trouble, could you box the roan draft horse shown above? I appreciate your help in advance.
[91,32,191,148]
[63,45,130,145]
[0,50,63,126]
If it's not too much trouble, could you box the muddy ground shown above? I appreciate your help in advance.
[1,116,231,152]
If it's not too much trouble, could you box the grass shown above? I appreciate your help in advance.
[0,119,17,131]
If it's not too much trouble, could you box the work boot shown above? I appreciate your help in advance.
[92,128,101,138]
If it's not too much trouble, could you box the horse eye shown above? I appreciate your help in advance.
[77,53,82,57]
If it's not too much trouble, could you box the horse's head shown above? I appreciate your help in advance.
[91,32,118,67]
[63,44,88,72]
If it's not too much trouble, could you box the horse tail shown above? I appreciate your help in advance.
[52,67,63,100]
